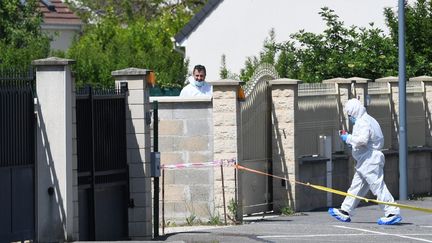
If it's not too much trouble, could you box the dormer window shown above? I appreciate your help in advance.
[41,0,56,11]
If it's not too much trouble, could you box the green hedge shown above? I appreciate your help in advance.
[149,86,181,96]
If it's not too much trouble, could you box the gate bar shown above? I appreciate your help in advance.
[153,101,160,238]
[89,86,97,240]
[220,164,227,225]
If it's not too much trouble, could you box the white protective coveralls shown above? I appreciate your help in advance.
[179,76,212,97]
[341,98,400,217]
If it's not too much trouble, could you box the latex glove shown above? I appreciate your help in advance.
[340,133,349,142]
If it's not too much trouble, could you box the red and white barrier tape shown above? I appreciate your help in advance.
[161,158,237,170]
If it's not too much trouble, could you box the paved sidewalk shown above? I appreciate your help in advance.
[158,197,432,242]
[76,197,432,242]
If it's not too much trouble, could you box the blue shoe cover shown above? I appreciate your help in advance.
[377,214,402,225]
[328,208,351,222]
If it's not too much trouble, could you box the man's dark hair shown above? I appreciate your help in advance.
[193,64,206,74]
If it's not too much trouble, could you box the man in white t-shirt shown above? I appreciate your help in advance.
[179,65,212,97]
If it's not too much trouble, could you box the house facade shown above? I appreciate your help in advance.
[174,0,406,81]
[38,0,82,51]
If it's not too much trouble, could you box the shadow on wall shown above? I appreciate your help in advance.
[125,101,148,184]
[37,104,67,241]
[424,92,432,146]
[390,96,399,149]
[125,91,152,239]
[337,95,349,134]
[271,102,294,211]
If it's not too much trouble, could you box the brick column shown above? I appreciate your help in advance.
[112,68,152,240]
[270,78,301,211]
[210,79,242,220]
[32,57,77,242]
[349,77,371,107]
[376,76,399,149]
[410,76,432,146]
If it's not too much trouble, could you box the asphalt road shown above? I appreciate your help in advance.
[157,198,432,243]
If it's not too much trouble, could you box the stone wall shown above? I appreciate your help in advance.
[150,97,214,223]
[292,147,432,212]
[384,149,432,198]
[28,62,432,240]
[294,155,351,212]
[272,77,432,212]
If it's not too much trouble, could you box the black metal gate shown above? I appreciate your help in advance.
[76,87,129,241]
[0,70,35,242]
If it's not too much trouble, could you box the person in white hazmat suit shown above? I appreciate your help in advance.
[328,98,402,225]
[179,64,212,97]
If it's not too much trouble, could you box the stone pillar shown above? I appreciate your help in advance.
[410,76,432,146]
[211,79,242,220]
[322,78,355,186]
[349,77,371,108]
[32,57,77,242]
[376,76,399,149]
[322,78,352,132]
[112,68,152,240]
[270,78,301,211]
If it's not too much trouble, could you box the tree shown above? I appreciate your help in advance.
[219,54,229,79]
[0,0,50,69]
[239,29,277,81]
[384,0,432,77]
[238,7,398,82]
[66,5,193,88]
[66,0,206,24]
[219,54,238,79]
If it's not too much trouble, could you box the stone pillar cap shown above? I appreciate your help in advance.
[111,67,150,77]
[269,78,302,85]
[409,75,432,82]
[322,77,351,84]
[347,77,371,83]
[209,79,242,86]
[375,76,399,82]
[32,57,76,66]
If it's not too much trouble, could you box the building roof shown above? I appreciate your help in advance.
[173,0,223,44]
[38,0,82,26]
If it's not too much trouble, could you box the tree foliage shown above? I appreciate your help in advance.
[239,29,277,81]
[0,0,50,69]
[240,7,398,82]
[66,0,205,24]
[385,0,432,76]
[219,54,238,79]
[66,1,203,88]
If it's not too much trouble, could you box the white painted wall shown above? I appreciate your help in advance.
[179,0,404,81]
[35,60,75,242]
[42,25,81,52]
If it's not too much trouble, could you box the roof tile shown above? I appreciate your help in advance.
[38,0,82,26]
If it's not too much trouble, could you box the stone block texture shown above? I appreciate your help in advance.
[154,100,214,224]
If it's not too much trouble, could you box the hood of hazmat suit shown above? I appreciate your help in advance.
[343,98,384,165]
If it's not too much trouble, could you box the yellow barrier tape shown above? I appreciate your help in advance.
[235,164,432,214]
